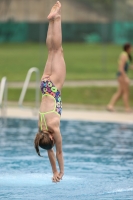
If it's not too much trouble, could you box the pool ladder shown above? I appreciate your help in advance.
[18,67,40,114]
[0,77,7,127]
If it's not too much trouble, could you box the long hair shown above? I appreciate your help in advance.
[34,131,53,157]
[123,43,132,62]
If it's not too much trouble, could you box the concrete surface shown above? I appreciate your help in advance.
[2,107,133,124]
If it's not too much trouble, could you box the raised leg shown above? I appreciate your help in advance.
[52,16,62,50]
[46,20,54,51]
[41,20,54,79]
[42,1,66,91]
[47,1,66,91]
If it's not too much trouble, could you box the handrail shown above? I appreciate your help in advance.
[0,77,7,122]
[18,67,40,112]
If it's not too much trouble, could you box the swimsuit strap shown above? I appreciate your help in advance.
[39,112,48,131]
[42,94,56,111]
[39,94,60,131]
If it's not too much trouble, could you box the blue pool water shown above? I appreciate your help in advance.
[0,118,133,200]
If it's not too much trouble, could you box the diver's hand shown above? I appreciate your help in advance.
[58,171,64,180]
[52,171,60,183]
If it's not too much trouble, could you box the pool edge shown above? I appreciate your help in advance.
[1,107,132,124]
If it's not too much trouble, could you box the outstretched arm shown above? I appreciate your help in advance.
[47,149,60,182]
[54,129,64,179]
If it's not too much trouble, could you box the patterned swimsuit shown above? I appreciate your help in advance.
[39,79,62,131]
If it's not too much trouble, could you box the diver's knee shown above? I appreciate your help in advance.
[53,46,63,53]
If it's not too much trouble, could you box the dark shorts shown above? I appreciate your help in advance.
[116,71,122,77]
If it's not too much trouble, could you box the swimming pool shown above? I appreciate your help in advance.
[0,118,133,200]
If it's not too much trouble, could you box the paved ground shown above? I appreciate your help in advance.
[1,80,133,124]
[6,80,133,88]
[1,107,133,124]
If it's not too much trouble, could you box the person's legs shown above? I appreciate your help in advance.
[46,20,54,51]
[47,1,66,91]
[52,11,62,50]
[107,79,122,111]
[122,82,131,112]
[41,20,54,79]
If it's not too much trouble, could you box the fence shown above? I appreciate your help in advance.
[0,0,133,44]
[0,22,133,44]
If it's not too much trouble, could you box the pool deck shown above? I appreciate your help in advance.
[3,107,133,124]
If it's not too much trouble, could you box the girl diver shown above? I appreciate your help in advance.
[34,1,66,183]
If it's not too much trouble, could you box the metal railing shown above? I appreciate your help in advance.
[18,67,40,113]
[0,77,7,126]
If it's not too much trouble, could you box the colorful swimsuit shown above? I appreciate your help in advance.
[39,79,62,131]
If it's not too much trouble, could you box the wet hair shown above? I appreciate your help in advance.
[123,43,132,62]
[34,131,54,157]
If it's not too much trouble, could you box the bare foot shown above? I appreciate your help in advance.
[106,105,115,112]
[47,1,61,20]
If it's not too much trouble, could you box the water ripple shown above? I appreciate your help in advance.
[0,118,133,200]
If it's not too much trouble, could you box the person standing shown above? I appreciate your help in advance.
[107,43,132,112]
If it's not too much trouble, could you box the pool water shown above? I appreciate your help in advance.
[0,118,133,200]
